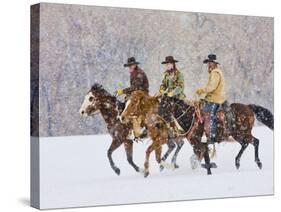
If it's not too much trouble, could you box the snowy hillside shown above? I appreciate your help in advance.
[35,3,273,137]
[39,126,273,209]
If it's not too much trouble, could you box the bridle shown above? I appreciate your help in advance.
[88,92,120,117]
[161,98,196,136]
[86,93,101,116]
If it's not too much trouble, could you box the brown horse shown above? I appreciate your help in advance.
[120,91,173,177]
[160,95,274,174]
[119,92,216,175]
[79,84,143,175]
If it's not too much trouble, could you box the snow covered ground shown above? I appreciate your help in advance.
[39,126,273,209]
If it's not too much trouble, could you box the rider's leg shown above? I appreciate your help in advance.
[204,102,219,144]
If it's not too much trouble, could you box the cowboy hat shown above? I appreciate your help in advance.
[161,56,179,64]
[203,54,220,64]
[124,57,140,67]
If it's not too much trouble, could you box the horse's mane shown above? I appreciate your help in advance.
[161,95,191,110]
[174,98,191,110]
[90,83,116,102]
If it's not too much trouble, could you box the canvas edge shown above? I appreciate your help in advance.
[38,2,274,18]
[30,3,41,209]
[28,2,274,209]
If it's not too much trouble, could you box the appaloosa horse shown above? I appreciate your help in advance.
[79,83,142,175]
[159,95,274,174]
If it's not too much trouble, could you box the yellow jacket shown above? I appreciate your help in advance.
[202,67,225,104]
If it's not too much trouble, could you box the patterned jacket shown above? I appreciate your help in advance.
[159,69,185,99]
[123,68,149,95]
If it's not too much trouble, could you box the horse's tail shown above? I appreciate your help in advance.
[248,104,274,130]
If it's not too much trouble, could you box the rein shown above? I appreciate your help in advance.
[172,100,195,135]
[175,104,192,120]
[173,112,196,136]
[175,103,203,136]
[159,107,196,137]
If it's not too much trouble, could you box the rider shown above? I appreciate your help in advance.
[116,57,149,139]
[196,54,225,144]
[159,56,185,100]
[159,56,186,134]
[116,57,149,97]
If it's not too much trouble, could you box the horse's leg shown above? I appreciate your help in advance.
[124,139,142,173]
[107,139,122,175]
[155,145,162,171]
[160,138,176,171]
[235,141,249,169]
[171,139,184,169]
[252,137,262,169]
[203,150,212,175]
[144,144,154,178]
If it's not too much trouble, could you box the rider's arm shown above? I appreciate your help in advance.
[123,85,135,95]
[204,71,220,93]
[171,72,184,96]
[123,73,144,94]
[159,74,167,93]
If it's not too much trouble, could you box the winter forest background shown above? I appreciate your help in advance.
[32,3,274,137]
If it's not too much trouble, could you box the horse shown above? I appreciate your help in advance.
[159,95,274,175]
[119,91,185,177]
[79,83,143,175]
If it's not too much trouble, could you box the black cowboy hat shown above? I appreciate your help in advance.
[203,54,220,64]
[124,57,140,67]
[161,56,179,64]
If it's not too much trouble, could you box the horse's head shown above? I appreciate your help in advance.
[119,91,146,123]
[79,83,110,116]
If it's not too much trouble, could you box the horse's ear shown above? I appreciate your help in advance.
[91,83,103,92]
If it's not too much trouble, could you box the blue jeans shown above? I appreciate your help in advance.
[203,102,220,139]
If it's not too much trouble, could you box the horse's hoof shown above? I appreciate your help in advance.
[257,162,263,169]
[114,168,121,175]
[174,163,179,169]
[235,158,240,170]
[160,161,175,170]
[210,162,217,168]
[144,172,150,178]
[159,165,164,172]
[207,171,212,175]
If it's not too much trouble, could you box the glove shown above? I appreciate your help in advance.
[116,89,123,95]
[196,88,205,95]
[159,88,165,94]
[167,92,174,97]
